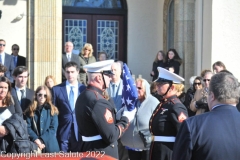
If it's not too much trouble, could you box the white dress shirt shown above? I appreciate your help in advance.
[15,86,26,101]
[0,52,5,65]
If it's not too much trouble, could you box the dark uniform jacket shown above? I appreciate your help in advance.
[149,95,188,160]
[75,85,129,159]
[173,105,240,160]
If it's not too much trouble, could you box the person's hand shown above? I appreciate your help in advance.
[0,126,9,137]
[122,107,137,122]
[39,143,45,150]
[151,71,154,76]
[169,67,174,73]
[35,139,45,149]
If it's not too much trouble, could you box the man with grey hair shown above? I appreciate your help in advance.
[107,62,129,160]
[107,62,123,111]
[62,41,80,82]
[173,72,240,160]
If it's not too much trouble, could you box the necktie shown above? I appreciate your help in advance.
[0,55,2,64]
[67,55,71,62]
[69,86,74,111]
[20,89,25,105]
[112,84,116,97]
[14,56,17,67]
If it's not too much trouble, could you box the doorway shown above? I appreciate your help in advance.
[63,14,124,60]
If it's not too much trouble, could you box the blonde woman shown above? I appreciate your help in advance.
[79,43,96,85]
[44,75,57,93]
[25,85,59,153]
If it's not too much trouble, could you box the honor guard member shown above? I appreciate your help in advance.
[75,60,136,159]
[149,67,188,160]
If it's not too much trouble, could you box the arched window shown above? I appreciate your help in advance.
[62,0,127,61]
[63,0,122,8]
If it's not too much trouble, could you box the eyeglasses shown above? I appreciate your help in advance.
[203,79,211,82]
[0,44,6,47]
[137,87,142,90]
[37,93,47,98]
[13,48,19,51]
[102,70,114,76]
[194,83,201,86]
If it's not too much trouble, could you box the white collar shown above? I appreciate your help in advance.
[111,80,121,86]
[15,86,26,91]
[66,80,78,88]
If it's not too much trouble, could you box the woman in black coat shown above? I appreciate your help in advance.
[151,51,166,81]
[165,49,182,75]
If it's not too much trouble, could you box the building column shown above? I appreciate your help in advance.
[27,0,62,89]
[174,0,195,87]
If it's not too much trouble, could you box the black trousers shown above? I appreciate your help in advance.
[118,139,129,160]
[128,149,149,160]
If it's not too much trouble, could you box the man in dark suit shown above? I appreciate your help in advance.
[11,44,26,67]
[173,72,240,160]
[62,41,81,82]
[52,61,86,152]
[0,39,15,82]
[11,66,34,113]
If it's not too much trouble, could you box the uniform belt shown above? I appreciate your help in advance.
[82,135,102,142]
[154,136,175,142]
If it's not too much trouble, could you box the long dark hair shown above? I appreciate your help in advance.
[0,76,13,106]
[166,49,182,64]
[193,76,204,92]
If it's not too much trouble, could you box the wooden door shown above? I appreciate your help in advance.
[63,14,124,61]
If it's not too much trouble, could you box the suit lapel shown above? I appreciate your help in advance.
[12,88,20,103]
[60,82,72,111]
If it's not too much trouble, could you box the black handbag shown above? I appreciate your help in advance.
[138,129,152,148]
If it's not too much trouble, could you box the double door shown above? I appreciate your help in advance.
[63,14,124,60]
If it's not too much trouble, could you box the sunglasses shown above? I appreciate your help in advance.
[137,87,142,90]
[37,93,47,98]
[102,70,114,76]
[0,44,6,47]
[203,79,211,82]
[194,83,201,86]
[13,48,19,51]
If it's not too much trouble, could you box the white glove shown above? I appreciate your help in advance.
[122,107,136,122]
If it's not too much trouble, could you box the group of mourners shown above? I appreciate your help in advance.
[1,39,240,160]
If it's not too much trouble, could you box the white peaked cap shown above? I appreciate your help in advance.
[155,67,184,84]
[83,59,114,73]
